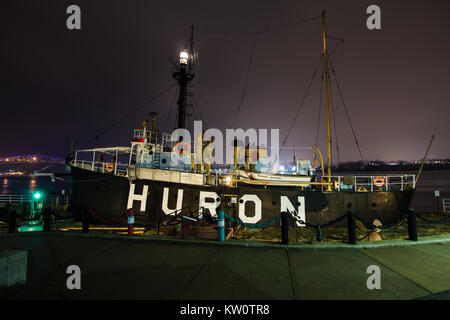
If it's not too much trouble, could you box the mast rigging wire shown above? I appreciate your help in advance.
[280,55,323,152]
[328,71,341,167]
[229,35,256,128]
[69,83,177,156]
[195,15,320,36]
[164,86,179,132]
[327,56,365,162]
[315,64,324,148]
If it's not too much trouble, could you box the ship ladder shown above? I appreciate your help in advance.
[153,145,161,169]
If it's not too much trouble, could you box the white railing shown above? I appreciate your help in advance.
[443,199,450,213]
[0,194,69,206]
[71,160,129,176]
[322,174,416,192]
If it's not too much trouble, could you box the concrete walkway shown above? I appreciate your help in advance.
[0,233,449,300]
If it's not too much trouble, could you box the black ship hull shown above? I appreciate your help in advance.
[68,165,414,228]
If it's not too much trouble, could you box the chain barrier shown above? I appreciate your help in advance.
[354,210,409,231]
[224,213,280,229]
[416,213,450,224]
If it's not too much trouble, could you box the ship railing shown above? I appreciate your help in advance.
[70,159,129,176]
[322,174,416,192]
[0,194,69,206]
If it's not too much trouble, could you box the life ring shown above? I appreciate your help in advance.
[106,163,114,172]
[373,177,385,187]
[173,142,191,154]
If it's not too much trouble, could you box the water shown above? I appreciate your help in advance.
[0,163,68,196]
[0,165,449,212]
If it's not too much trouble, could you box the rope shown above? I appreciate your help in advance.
[229,35,256,128]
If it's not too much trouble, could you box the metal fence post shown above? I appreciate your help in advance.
[407,208,417,241]
[347,212,356,244]
[281,211,289,245]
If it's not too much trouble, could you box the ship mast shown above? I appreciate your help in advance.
[173,25,195,129]
[321,10,332,190]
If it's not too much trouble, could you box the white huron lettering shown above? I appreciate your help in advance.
[280,196,306,227]
[127,184,148,212]
[239,194,262,224]
[162,188,183,215]
[198,191,220,219]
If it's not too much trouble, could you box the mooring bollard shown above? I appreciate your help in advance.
[407,208,417,241]
[281,211,289,245]
[43,208,51,232]
[347,212,357,244]
[82,209,89,233]
[8,210,16,233]
[218,210,225,242]
[128,208,134,236]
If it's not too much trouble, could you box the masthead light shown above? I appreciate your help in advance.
[179,50,189,65]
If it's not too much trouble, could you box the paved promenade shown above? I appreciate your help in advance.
[0,233,449,300]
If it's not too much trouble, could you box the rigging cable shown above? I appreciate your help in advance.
[328,69,341,167]
[281,55,323,152]
[328,55,365,162]
[315,63,324,148]
[195,15,320,36]
[70,83,177,156]
[229,35,256,128]
[191,95,208,129]
[164,86,179,132]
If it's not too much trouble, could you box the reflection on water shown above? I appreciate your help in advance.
[0,176,67,196]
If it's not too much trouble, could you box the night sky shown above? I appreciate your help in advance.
[2,0,450,163]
